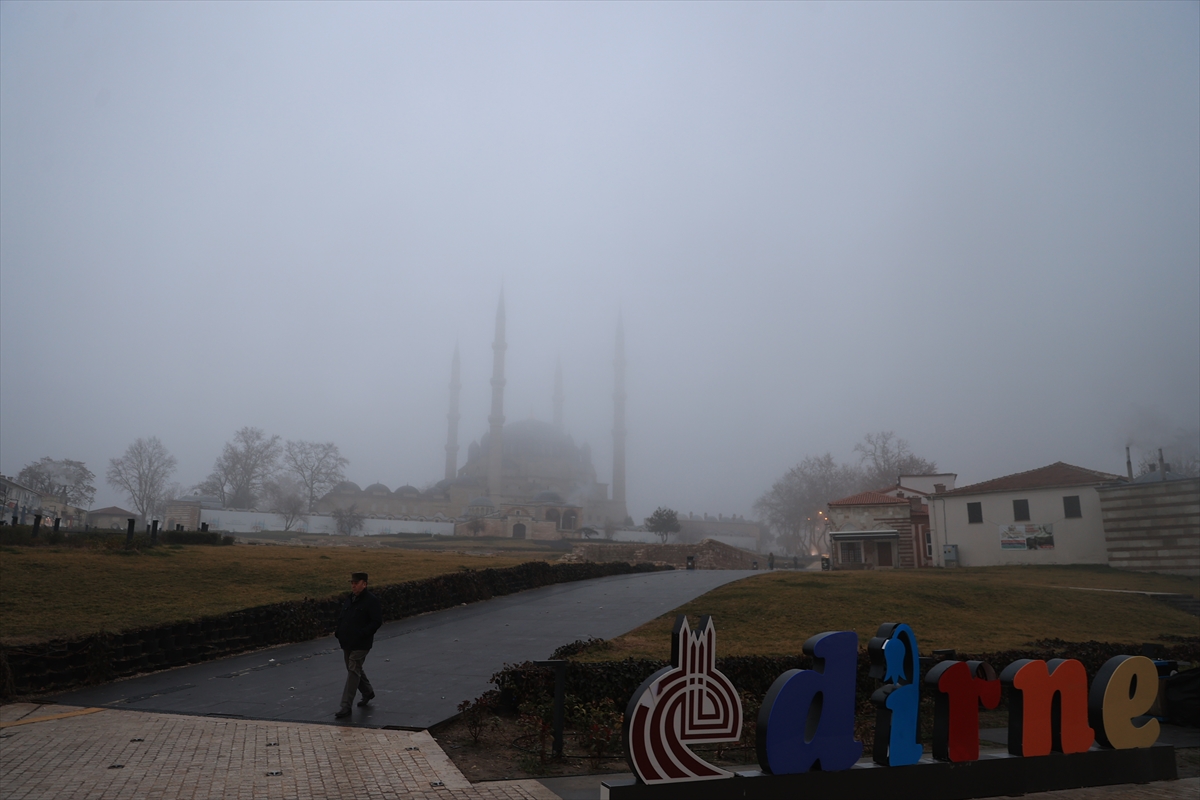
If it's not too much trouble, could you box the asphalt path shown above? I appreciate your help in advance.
[50,569,756,730]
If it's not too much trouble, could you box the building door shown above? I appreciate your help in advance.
[512,523,526,539]
[877,541,893,567]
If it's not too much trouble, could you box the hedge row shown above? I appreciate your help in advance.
[492,637,1200,714]
[0,560,671,698]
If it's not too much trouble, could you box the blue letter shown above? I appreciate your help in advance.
[757,631,863,773]
[868,622,923,766]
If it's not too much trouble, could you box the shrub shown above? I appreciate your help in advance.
[570,697,623,763]
[457,690,500,745]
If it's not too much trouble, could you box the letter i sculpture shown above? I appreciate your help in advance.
[868,622,924,766]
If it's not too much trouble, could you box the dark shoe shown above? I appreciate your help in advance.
[356,693,375,707]
[334,707,351,719]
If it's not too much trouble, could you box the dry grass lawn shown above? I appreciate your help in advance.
[592,564,1200,659]
[0,543,546,644]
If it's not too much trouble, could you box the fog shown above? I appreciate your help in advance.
[2,2,1197,520]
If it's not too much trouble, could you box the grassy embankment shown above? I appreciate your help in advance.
[0,542,549,645]
[585,564,1200,659]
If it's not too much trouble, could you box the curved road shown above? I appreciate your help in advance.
[51,569,756,730]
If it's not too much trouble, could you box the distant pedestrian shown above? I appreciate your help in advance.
[768,552,775,570]
[334,572,383,718]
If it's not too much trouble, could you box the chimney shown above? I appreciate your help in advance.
[1126,446,1134,481]
[909,496,922,511]
[934,483,945,494]
[1158,448,1167,481]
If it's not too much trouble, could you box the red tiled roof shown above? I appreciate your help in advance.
[828,491,912,507]
[939,462,1125,497]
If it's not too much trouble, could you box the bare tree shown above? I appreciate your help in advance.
[331,504,366,536]
[106,437,178,521]
[755,453,862,556]
[282,440,349,511]
[18,457,96,508]
[854,431,938,489]
[264,476,308,532]
[202,427,282,508]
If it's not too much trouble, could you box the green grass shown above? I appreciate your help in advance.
[591,565,1200,659]
[0,543,546,644]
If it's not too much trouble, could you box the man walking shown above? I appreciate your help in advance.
[334,572,383,718]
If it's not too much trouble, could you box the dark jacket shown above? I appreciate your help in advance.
[335,589,383,651]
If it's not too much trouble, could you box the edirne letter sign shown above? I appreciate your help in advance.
[605,616,1176,800]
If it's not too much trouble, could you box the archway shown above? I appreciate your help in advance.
[545,509,561,526]
[512,523,527,539]
[561,510,577,530]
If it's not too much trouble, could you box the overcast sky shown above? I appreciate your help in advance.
[2,1,1197,519]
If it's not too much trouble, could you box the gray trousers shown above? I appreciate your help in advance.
[340,649,374,709]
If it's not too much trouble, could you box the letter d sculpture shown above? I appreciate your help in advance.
[624,615,743,784]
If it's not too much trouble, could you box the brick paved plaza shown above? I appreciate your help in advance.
[0,704,555,800]
[2,702,1196,799]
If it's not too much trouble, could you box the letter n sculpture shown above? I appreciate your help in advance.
[624,615,743,784]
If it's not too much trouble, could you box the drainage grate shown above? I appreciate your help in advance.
[430,781,444,787]
[108,765,124,770]
[129,738,143,742]
[265,770,283,777]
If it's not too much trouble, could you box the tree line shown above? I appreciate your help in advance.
[754,431,938,557]
[14,428,349,528]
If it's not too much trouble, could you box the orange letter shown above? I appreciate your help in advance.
[1000,658,1094,756]
[1088,655,1160,749]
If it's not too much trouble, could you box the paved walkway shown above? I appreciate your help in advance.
[50,570,755,730]
[0,702,556,799]
[3,703,1195,800]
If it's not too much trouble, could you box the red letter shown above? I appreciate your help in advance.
[925,660,1001,762]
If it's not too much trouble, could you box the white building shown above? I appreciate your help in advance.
[927,462,1126,567]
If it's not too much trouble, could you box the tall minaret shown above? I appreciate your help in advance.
[553,357,564,431]
[487,292,507,498]
[443,343,461,483]
[612,316,627,518]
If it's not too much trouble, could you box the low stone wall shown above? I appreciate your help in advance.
[565,538,763,570]
[0,560,670,699]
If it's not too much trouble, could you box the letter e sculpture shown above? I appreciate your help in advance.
[1088,655,1160,750]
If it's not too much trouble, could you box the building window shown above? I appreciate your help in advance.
[925,530,933,558]
[840,542,862,564]
[1063,495,1082,519]
[967,502,983,524]
[1013,499,1030,522]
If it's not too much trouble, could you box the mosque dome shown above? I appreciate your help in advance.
[534,490,564,504]
[460,419,598,493]
[467,496,495,508]
[395,484,422,496]
[333,481,362,493]
[364,483,391,495]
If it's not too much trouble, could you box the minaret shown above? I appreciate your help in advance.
[553,357,564,431]
[612,316,627,518]
[487,292,507,498]
[443,344,461,483]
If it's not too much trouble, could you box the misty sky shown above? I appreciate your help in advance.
[2,2,1197,519]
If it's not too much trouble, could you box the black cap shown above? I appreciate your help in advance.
[351,572,368,583]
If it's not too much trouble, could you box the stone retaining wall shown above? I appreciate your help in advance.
[565,538,763,570]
